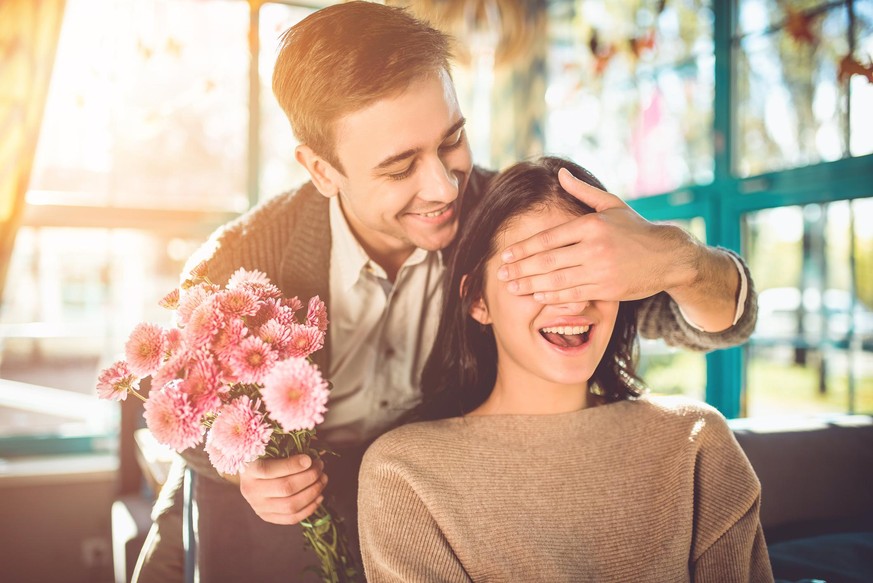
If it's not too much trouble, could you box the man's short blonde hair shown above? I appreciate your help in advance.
[272,1,452,172]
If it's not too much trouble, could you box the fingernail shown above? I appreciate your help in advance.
[302,456,312,469]
[507,281,519,293]
[533,292,545,302]
[501,250,513,262]
[497,267,509,281]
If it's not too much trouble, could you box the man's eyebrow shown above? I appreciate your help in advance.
[373,117,467,172]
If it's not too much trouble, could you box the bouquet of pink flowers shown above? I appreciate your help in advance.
[96,261,358,583]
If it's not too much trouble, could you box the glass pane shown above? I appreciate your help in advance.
[850,3,873,157]
[733,2,873,176]
[738,0,832,36]
[0,227,203,438]
[743,199,873,417]
[258,3,317,202]
[29,0,249,211]
[637,217,707,401]
[546,0,714,198]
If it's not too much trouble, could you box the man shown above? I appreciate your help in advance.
[133,3,756,581]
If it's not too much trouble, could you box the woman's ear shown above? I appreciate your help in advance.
[295,145,341,198]
[461,275,491,325]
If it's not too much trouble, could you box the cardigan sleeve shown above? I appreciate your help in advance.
[689,407,773,582]
[636,248,758,352]
[358,443,471,583]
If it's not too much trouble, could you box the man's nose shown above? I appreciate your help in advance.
[422,156,458,203]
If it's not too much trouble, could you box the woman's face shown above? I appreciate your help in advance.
[470,205,620,396]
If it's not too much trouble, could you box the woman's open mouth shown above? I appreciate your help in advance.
[539,325,591,349]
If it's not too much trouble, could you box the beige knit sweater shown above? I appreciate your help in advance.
[358,396,773,582]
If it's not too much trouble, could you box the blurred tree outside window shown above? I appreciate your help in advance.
[545,0,715,199]
[735,0,873,177]
[745,198,873,416]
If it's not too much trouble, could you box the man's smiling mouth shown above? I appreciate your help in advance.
[408,202,454,219]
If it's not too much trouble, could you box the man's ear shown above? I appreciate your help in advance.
[461,275,491,325]
[295,145,341,198]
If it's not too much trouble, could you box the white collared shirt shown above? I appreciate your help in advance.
[321,196,444,445]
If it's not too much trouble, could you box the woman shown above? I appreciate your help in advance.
[357,157,772,582]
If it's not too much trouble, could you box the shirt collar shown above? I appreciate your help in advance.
[329,196,442,291]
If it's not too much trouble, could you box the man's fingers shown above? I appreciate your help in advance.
[500,216,590,265]
[502,265,595,298]
[245,453,313,479]
[558,167,626,213]
[259,495,325,526]
[498,243,584,284]
[246,471,328,521]
[240,457,324,499]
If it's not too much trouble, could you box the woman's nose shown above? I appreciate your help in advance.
[554,300,590,314]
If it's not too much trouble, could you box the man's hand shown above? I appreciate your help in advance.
[497,167,739,332]
[238,454,328,525]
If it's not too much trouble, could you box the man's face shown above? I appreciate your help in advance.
[328,69,473,263]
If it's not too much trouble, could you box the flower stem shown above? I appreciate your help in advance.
[128,388,148,402]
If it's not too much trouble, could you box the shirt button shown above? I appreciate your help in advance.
[384,346,395,358]
[379,400,389,408]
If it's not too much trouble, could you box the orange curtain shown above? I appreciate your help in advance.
[0,0,66,299]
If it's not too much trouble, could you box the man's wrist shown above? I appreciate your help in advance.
[660,223,704,295]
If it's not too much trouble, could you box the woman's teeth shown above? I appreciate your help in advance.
[418,206,448,218]
[540,325,590,335]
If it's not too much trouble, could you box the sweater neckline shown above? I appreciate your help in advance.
[441,399,639,444]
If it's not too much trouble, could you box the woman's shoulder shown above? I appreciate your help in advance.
[629,394,732,434]
[362,418,466,468]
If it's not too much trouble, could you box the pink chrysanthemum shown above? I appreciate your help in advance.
[212,317,248,360]
[249,298,281,330]
[239,280,283,301]
[188,259,210,280]
[152,349,189,391]
[184,295,225,346]
[164,327,183,356]
[204,396,273,475]
[216,288,261,319]
[282,296,304,313]
[96,360,139,401]
[272,304,299,329]
[306,296,329,332]
[179,352,223,414]
[229,336,279,384]
[258,318,293,353]
[285,324,325,358]
[159,288,180,310]
[227,267,271,289]
[261,358,329,432]
[177,282,219,327]
[124,323,167,377]
[143,380,205,451]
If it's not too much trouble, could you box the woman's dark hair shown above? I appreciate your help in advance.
[416,156,646,421]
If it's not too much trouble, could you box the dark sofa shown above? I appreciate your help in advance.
[729,414,873,583]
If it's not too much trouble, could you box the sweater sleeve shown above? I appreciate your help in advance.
[637,248,758,352]
[692,501,773,583]
[358,442,471,583]
[689,407,773,582]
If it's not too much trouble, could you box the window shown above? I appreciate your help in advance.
[0,0,317,456]
[546,0,873,417]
